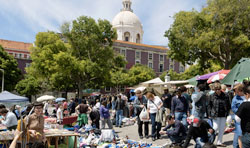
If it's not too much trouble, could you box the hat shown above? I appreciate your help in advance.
[193,118,200,127]
[33,102,44,107]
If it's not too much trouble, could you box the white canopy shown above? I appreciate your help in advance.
[154,80,189,86]
[37,95,55,102]
[142,77,163,84]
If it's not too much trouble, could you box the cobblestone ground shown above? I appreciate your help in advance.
[114,124,234,148]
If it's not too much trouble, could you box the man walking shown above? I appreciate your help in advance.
[162,88,172,126]
[115,94,125,128]
[133,90,149,139]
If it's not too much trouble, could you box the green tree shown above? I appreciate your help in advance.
[62,16,118,97]
[166,0,250,69]
[27,32,74,92]
[110,69,129,93]
[15,75,42,98]
[127,64,156,86]
[0,45,22,91]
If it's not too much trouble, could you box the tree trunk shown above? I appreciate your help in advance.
[224,59,231,69]
[78,83,84,99]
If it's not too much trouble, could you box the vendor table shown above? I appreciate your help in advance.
[45,133,79,148]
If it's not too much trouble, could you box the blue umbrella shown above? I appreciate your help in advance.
[55,97,66,102]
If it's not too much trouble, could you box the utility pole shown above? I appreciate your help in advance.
[0,69,4,92]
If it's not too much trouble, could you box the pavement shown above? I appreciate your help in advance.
[113,124,234,148]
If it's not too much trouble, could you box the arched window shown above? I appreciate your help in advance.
[124,32,130,42]
[136,34,140,43]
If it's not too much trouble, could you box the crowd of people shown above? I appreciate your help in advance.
[0,80,250,148]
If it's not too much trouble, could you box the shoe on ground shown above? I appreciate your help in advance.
[145,135,149,139]
[217,144,227,147]
[152,137,156,141]
[139,136,143,139]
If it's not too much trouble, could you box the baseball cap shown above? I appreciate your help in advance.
[193,118,200,127]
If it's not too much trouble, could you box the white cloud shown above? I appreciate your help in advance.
[0,0,206,45]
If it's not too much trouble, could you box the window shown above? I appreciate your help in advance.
[105,87,111,92]
[26,63,31,67]
[120,49,126,57]
[159,64,163,72]
[170,64,174,70]
[136,34,140,43]
[180,66,185,73]
[148,53,153,60]
[17,53,22,59]
[124,32,130,42]
[148,62,153,69]
[159,55,164,62]
[135,51,140,59]
[135,60,140,64]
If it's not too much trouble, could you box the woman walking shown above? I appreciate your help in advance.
[147,92,163,141]
[208,83,231,147]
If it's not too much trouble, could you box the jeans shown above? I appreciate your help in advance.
[241,132,250,148]
[101,118,113,129]
[116,110,123,126]
[174,112,187,127]
[195,133,216,148]
[213,117,226,145]
[150,113,161,138]
[193,110,205,120]
[233,122,242,148]
[137,116,149,136]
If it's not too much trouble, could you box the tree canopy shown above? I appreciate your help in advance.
[22,16,123,97]
[127,64,156,86]
[15,75,42,98]
[166,0,250,69]
[0,45,22,91]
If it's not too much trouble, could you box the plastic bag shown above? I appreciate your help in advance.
[100,129,114,142]
[139,107,149,122]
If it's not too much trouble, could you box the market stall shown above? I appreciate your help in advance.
[45,129,79,148]
[0,91,29,108]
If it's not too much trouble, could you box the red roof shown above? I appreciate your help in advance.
[0,39,32,51]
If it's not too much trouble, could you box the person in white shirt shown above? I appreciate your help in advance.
[57,104,63,124]
[43,101,49,116]
[0,108,18,130]
[147,92,163,141]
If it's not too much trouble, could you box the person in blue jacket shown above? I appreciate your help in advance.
[231,84,245,148]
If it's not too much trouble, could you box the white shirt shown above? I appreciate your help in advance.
[2,112,18,128]
[147,96,162,113]
[43,102,49,113]
[57,108,63,122]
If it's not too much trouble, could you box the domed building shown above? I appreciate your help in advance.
[112,0,143,43]
[111,0,185,79]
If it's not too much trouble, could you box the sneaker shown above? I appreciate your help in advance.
[139,136,143,139]
[145,135,149,139]
[152,137,156,141]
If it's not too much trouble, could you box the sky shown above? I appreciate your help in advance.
[0,0,206,46]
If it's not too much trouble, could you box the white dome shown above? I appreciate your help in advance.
[112,11,142,28]
[112,0,143,43]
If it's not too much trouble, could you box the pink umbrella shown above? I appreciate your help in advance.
[207,74,226,84]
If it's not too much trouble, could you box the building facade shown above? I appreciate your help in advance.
[0,39,32,74]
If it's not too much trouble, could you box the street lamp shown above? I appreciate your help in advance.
[0,69,4,92]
